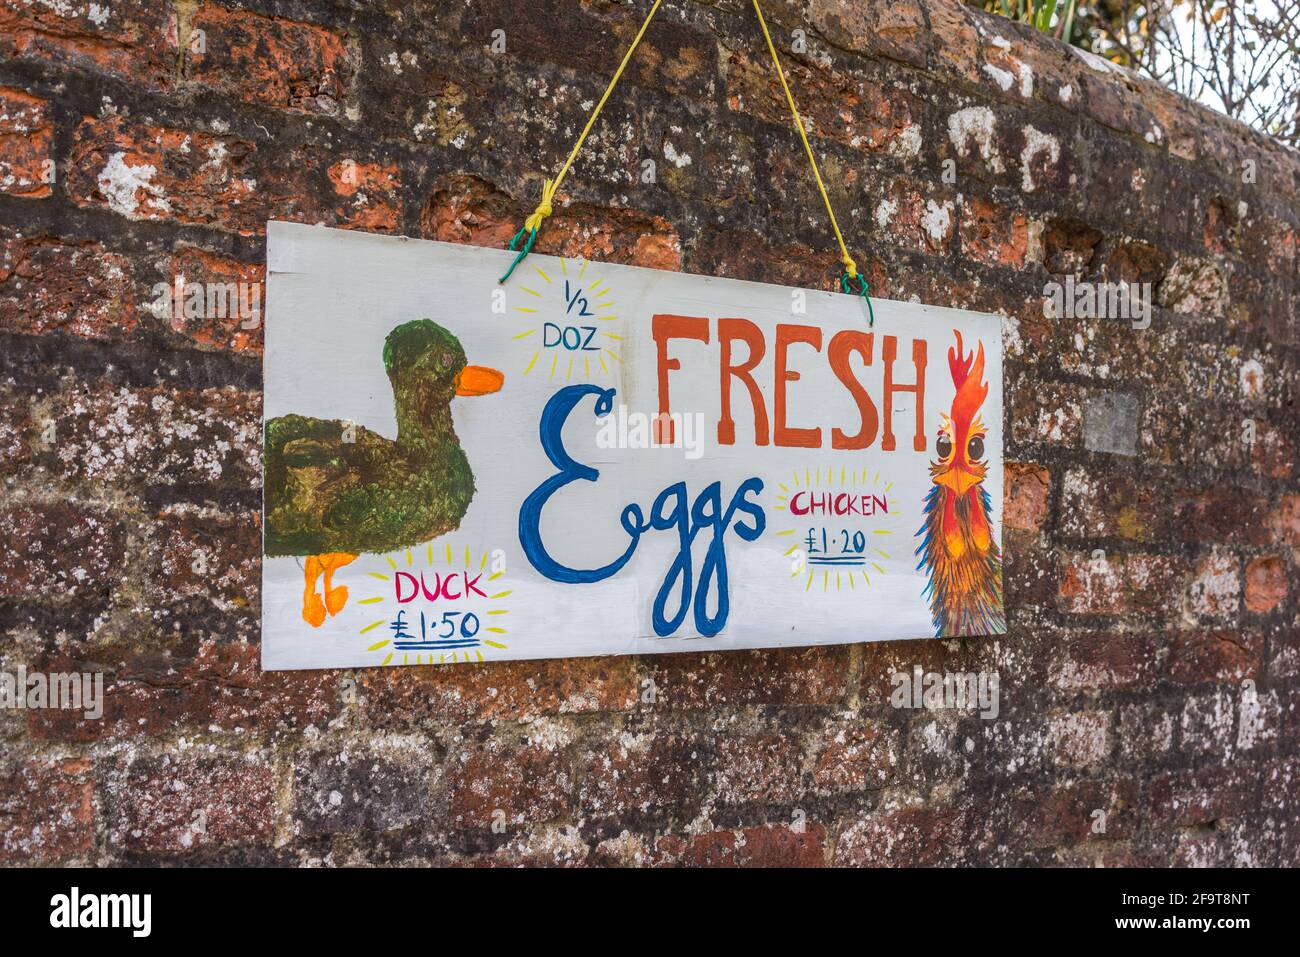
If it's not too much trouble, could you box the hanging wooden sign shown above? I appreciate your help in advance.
[262,221,1006,670]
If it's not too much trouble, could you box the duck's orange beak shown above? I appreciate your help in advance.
[455,365,504,396]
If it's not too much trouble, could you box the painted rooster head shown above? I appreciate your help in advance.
[930,331,989,496]
[915,329,1004,637]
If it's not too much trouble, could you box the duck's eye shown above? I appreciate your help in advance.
[968,435,985,461]
[935,435,953,459]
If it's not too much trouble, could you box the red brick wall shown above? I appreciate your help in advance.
[0,0,1296,866]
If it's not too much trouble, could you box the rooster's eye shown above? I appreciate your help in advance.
[968,436,985,460]
[936,435,953,459]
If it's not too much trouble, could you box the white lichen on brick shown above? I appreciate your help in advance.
[1020,125,1060,192]
[947,105,1004,173]
[96,151,169,219]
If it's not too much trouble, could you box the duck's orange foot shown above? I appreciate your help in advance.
[303,589,327,627]
[302,555,327,627]
[321,552,357,618]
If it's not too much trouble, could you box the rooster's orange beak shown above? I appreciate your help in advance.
[456,365,504,396]
[935,468,979,495]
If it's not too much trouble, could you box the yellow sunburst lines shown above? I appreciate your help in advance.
[355,542,510,666]
[513,257,621,381]
[774,465,896,593]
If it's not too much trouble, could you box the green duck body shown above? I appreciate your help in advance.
[264,320,477,558]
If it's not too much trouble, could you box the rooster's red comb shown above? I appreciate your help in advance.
[948,331,988,429]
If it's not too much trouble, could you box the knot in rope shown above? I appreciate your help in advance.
[523,179,557,234]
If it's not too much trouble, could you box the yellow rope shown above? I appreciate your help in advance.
[500,0,664,282]
[501,0,872,321]
[751,0,859,281]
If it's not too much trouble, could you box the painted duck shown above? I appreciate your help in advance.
[265,319,503,626]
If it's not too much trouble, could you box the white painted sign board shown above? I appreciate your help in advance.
[262,221,1005,670]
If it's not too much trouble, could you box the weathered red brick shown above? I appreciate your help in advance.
[0,758,94,862]
[1173,484,1271,546]
[647,646,848,711]
[812,721,897,792]
[1045,710,1111,767]
[293,747,433,838]
[723,43,920,158]
[151,504,260,607]
[959,196,1029,269]
[535,202,682,272]
[1245,556,1287,613]
[0,0,172,88]
[184,4,350,114]
[1117,702,1176,763]
[1009,778,1136,849]
[1184,548,1242,622]
[1269,494,1300,546]
[0,85,52,197]
[0,502,126,599]
[926,0,979,82]
[111,755,275,851]
[1147,764,1257,827]
[1003,462,1050,532]
[1166,629,1261,684]
[99,641,335,739]
[1057,550,1188,616]
[1010,379,1084,447]
[51,383,260,490]
[580,733,705,816]
[158,246,264,354]
[834,805,967,866]
[0,385,31,467]
[1058,468,1168,542]
[325,159,401,232]
[713,734,804,805]
[358,655,637,726]
[67,114,401,235]
[1047,630,1157,691]
[420,173,519,249]
[658,825,825,867]
[809,0,930,70]
[447,743,573,828]
[0,230,135,339]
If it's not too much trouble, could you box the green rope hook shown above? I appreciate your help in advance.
[499,225,539,284]
[840,269,875,327]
